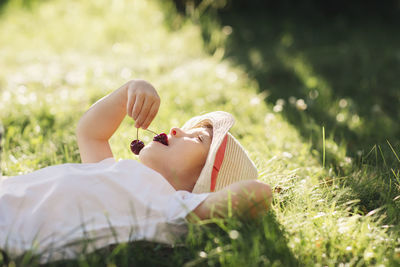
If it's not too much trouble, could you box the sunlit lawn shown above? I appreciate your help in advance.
[0,0,399,266]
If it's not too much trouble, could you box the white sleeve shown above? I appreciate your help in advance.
[167,190,211,224]
[98,157,116,164]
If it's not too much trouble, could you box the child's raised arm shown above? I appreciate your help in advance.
[76,79,160,163]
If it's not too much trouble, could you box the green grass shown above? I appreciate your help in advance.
[0,0,399,266]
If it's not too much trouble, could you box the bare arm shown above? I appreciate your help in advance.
[186,180,273,223]
[76,79,160,163]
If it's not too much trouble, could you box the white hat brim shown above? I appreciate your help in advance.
[182,111,235,193]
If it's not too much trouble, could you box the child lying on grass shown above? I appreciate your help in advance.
[0,79,272,263]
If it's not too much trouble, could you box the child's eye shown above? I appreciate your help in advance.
[197,135,203,142]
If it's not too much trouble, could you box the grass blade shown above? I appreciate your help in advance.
[386,140,400,164]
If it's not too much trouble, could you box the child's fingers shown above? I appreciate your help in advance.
[141,102,159,129]
[135,98,152,128]
[126,94,136,118]
[132,93,145,120]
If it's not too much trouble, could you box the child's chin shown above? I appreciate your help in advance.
[138,144,155,158]
[139,141,167,158]
[138,146,147,157]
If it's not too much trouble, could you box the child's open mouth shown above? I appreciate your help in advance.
[130,129,169,155]
[153,133,168,146]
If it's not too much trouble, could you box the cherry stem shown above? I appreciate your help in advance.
[135,127,157,139]
[145,128,158,135]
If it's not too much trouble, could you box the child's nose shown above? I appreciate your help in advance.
[170,127,181,137]
[170,127,187,138]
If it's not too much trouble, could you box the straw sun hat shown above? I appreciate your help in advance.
[182,111,259,194]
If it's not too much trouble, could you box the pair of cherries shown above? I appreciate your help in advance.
[130,128,169,155]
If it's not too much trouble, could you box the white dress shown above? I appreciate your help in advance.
[0,158,210,263]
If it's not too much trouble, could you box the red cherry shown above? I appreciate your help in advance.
[130,139,144,155]
[153,133,168,146]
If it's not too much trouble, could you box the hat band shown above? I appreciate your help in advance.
[210,135,228,192]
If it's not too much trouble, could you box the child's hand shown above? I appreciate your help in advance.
[126,79,160,129]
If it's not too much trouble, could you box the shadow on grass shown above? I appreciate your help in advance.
[212,4,400,162]
[208,3,400,223]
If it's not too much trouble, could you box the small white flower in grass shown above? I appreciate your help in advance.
[276,98,285,106]
[222,26,233,35]
[216,246,223,253]
[213,237,220,244]
[264,113,275,124]
[229,230,239,240]
[282,152,293,159]
[296,99,307,111]
[289,96,297,105]
[250,96,260,106]
[199,251,207,258]
[336,113,345,122]
[351,115,360,124]
[364,251,374,260]
[273,104,283,113]
[313,212,326,219]
[346,246,352,251]
[339,99,348,108]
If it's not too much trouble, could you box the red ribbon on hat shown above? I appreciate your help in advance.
[210,135,228,192]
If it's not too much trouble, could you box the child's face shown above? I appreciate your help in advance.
[139,126,213,191]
